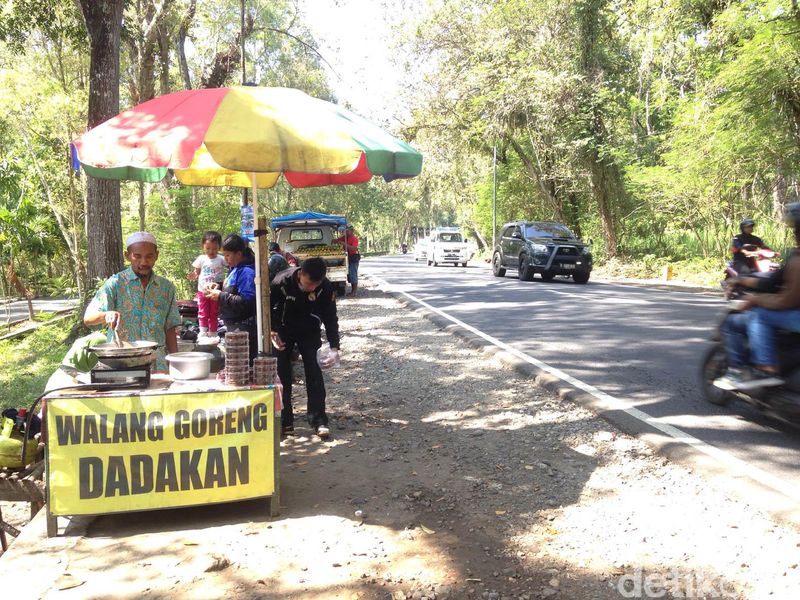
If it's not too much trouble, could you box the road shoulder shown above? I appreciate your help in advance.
[2,286,799,600]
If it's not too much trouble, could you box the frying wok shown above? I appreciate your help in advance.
[89,340,159,370]
[89,340,159,357]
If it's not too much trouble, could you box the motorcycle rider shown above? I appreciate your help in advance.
[730,217,771,275]
[714,203,800,390]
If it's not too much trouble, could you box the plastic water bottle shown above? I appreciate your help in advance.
[15,408,27,435]
[241,205,255,241]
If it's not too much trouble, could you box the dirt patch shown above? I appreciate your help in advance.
[5,286,800,599]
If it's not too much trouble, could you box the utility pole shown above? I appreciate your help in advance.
[241,0,246,85]
[240,0,248,208]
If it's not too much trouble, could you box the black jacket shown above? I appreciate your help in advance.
[732,232,765,253]
[270,267,340,348]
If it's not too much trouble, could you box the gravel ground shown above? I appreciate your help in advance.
[3,284,800,599]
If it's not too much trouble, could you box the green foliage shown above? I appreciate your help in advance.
[401,0,800,270]
[0,1,85,52]
[5,0,800,292]
[0,318,76,412]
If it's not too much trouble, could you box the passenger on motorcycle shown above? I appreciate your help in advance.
[714,204,800,390]
[730,218,772,275]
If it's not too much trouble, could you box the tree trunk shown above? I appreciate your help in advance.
[138,182,146,230]
[19,124,86,300]
[576,0,621,257]
[5,260,34,320]
[588,149,620,257]
[67,146,86,302]
[200,12,254,88]
[566,191,582,238]
[773,166,788,218]
[79,0,125,284]
[505,135,565,222]
[157,22,170,96]
[177,0,196,90]
[471,223,489,250]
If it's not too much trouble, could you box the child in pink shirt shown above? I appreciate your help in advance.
[187,231,225,342]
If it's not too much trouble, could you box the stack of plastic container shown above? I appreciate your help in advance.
[224,331,250,385]
[253,357,278,386]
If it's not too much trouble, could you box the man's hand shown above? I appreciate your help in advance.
[739,293,757,311]
[104,311,121,330]
[270,331,286,350]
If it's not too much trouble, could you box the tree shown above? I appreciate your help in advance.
[77,0,125,285]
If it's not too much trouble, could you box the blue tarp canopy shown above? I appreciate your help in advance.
[271,211,347,229]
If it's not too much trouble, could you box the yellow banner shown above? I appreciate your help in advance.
[46,389,274,515]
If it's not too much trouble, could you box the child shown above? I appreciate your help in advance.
[188,231,225,342]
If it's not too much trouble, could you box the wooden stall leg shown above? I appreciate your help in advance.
[46,506,58,538]
[0,505,7,551]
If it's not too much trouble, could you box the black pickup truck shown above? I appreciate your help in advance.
[492,221,593,283]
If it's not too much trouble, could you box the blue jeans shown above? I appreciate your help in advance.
[721,307,800,368]
[347,256,359,286]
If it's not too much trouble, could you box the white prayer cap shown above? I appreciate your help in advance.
[126,231,158,248]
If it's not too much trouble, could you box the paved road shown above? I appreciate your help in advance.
[361,254,800,503]
[0,297,79,324]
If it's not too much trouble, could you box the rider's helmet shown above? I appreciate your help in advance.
[784,203,800,228]
[740,218,755,232]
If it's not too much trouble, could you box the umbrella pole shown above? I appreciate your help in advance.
[251,173,265,355]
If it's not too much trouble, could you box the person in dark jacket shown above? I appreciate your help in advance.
[205,234,258,360]
[270,257,340,439]
[730,218,771,275]
[268,242,290,281]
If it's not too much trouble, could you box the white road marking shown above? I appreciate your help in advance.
[372,275,800,502]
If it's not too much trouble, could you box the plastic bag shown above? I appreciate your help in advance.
[62,331,108,372]
[316,346,341,369]
[0,416,38,469]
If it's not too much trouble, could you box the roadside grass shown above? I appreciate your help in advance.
[0,316,78,412]
[593,255,724,287]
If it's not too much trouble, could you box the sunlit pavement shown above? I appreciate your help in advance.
[0,297,79,325]
[361,253,800,512]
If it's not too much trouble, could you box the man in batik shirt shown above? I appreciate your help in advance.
[84,231,181,372]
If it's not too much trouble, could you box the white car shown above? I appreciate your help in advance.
[413,239,429,261]
[427,228,470,267]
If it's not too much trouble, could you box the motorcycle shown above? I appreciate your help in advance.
[723,245,780,284]
[699,304,800,426]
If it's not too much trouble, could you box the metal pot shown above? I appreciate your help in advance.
[165,352,213,380]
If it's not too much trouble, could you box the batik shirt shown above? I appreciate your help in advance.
[87,267,181,372]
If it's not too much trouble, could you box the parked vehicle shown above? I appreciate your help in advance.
[427,227,471,267]
[492,221,592,283]
[271,211,349,295]
[700,303,800,427]
[413,238,429,262]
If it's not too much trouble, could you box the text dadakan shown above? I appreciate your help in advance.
[53,404,269,498]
